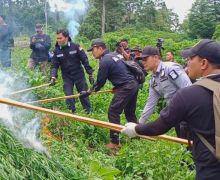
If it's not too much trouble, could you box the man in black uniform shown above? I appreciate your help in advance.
[81,38,139,149]
[0,15,13,67]
[115,39,131,60]
[50,29,94,114]
[130,46,142,61]
[121,39,220,180]
[28,24,51,75]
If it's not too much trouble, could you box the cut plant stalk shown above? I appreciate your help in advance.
[26,89,113,104]
[10,83,51,96]
[0,98,190,145]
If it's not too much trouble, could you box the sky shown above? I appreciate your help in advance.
[164,0,195,23]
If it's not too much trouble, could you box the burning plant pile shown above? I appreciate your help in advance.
[0,69,83,179]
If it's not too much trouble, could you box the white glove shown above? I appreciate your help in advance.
[121,122,138,138]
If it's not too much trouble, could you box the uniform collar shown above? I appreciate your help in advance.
[153,61,162,77]
[100,49,110,60]
[59,41,71,49]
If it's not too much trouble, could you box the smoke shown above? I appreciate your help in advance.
[48,0,89,38]
[0,69,49,157]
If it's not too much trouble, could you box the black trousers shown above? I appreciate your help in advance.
[195,154,220,180]
[0,48,11,67]
[175,121,193,141]
[108,80,139,144]
[63,75,91,113]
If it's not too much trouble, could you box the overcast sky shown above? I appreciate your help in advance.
[164,0,195,23]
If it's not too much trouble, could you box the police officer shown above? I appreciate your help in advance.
[81,38,139,149]
[130,46,145,72]
[0,15,13,67]
[130,46,147,90]
[137,46,192,138]
[29,24,51,75]
[121,39,220,180]
[50,29,94,114]
[130,46,142,61]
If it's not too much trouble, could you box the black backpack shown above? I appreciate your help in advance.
[122,60,146,84]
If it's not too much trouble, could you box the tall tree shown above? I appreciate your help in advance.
[209,0,220,22]
[187,0,218,38]
[101,0,106,36]
[79,0,102,39]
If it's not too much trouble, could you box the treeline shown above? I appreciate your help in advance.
[183,0,220,39]
[80,0,220,39]
[0,0,66,35]
[79,0,180,39]
[0,0,220,40]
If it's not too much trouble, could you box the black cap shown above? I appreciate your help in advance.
[131,46,142,52]
[136,46,160,60]
[181,39,220,65]
[87,38,106,52]
[35,23,43,29]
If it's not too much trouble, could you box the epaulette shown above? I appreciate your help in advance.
[112,56,119,62]
[111,54,124,62]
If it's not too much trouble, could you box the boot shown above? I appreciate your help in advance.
[105,143,121,149]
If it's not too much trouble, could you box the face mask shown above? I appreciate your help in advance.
[35,28,43,34]
[60,42,68,49]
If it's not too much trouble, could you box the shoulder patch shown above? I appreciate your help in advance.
[112,57,119,62]
[69,50,77,55]
[168,70,179,80]
[117,54,124,59]
[79,46,83,51]
[56,54,64,58]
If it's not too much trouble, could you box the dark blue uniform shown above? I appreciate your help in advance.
[30,34,51,62]
[0,24,13,67]
[51,41,94,113]
[93,50,139,144]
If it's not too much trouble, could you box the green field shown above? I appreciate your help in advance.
[0,28,196,179]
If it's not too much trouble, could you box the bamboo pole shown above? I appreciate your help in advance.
[10,83,51,96]
[27,90,113,104]
[156,134,191,145]
[0,98,190,145]
[0,98,154,141]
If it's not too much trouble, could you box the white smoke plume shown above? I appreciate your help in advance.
[0,69,49,156]
[49,0,89,38]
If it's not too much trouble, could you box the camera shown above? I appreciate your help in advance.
[156,38,164,49]
[156,38,164,56]
[116,41,122,48]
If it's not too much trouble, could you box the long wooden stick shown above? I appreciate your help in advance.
[0,98,154,141]
[27,90,113,104]
[0,98,190,145]
[10,83,51,96]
